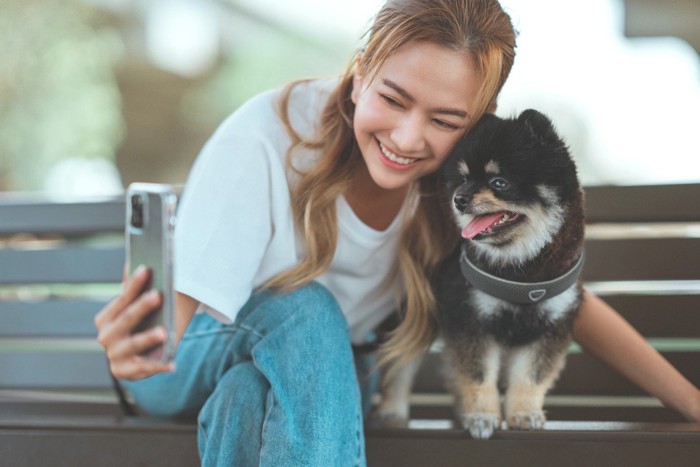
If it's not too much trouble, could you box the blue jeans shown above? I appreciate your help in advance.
[124,282,369,467]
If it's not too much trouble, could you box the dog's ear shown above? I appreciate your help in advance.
[517,109,560,145]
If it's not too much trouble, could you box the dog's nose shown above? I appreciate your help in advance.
[454,194,469,211]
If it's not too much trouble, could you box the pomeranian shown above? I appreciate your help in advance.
[375,109,586,439]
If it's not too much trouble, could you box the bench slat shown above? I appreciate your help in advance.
[1,417,699,467]
[411,403,686,423]
[606,294,700,338]
[555,351,700,396]
[1,184,698,232]
[0,421,199,467]
[0,300,108,337]
[11,238,699,283]
[0,246,124,284]
[3,297,686,339]
[0,199,125,235]
[8,348,698,395]
[583,237,700,281]
[584,184,700,223]
[412,351,700,397]
[1,294,694,338]
[365,422,700,467]
[0,352,113,390]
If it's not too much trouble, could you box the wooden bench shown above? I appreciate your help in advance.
[1,184,700,466]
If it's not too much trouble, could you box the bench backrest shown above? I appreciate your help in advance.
[1,185,699,405]
[0,199,125,392]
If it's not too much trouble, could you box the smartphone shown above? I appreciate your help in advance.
[125,182,177,362]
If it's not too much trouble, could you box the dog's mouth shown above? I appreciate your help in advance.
[462,211,524,239]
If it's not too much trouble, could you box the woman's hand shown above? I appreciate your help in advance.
[95,266,175,380]
[688,392,700,423]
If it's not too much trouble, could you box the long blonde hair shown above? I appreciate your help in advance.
[266,0,516,372]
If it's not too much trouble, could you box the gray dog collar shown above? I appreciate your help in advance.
[459,244,585,304]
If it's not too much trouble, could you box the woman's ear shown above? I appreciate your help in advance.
[351,56,364,104]
[351,73,362,104]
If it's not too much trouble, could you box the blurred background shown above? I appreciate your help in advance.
[0,0,698,197]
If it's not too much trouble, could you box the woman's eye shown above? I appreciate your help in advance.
[490,178,509,190]
[434,119,459,130]
[381,94,403,108]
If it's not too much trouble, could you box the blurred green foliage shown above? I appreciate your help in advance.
[0,0,124,191]
[0,0,355,191]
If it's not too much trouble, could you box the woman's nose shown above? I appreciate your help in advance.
[390,113,426,154]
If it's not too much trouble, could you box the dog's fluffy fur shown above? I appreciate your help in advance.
[374,109,585,439]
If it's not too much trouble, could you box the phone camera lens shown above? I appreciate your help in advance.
[131,194,144,228]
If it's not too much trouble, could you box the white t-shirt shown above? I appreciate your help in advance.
[174,79,408,343]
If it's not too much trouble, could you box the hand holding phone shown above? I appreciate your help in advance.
[125,183,177,362]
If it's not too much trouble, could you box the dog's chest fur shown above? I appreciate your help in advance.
[436,248,582,347]
[467,284,579,345]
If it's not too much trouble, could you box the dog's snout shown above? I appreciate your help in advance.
[454,193,470,212]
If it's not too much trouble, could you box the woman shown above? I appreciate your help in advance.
[95,1,700,465]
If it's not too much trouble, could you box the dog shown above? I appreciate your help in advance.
[374,109,585,439]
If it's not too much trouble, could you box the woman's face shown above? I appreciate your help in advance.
[351,40,481,192]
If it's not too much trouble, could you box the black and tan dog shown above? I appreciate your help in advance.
[376,109,586,439]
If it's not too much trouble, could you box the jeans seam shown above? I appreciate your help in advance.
[355,408,362,467]
[198,417,209,449]
[259,385,275,463]
[182,323,265,341]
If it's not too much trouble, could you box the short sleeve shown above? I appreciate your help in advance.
[174,92,286,323]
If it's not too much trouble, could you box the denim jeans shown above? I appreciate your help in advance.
[124,282,369,467]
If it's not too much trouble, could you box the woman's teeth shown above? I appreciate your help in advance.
[379,142,417,165]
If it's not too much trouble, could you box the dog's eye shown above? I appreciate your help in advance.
[490,178,509,191]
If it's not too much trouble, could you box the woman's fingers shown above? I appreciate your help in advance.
[107,325,166,362]
[96,289,161,349]
[95,265,150,329]
[94,265,176,380]
[122,264,128,288]
[109,353,175,381]
[105,327,175,380]
[115,289,162,336]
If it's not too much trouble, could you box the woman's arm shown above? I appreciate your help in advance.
[573,289,700,422]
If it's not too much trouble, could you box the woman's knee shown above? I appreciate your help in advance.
[289,282,347,324]
[242,282,351,344]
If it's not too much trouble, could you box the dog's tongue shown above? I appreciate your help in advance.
[462,213,504,239]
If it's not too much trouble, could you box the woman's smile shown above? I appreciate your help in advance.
[377,140,419,169]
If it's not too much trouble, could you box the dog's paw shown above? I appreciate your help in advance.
[366,411,409,429]
[507,410,546,430]
[461,412,501,439]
